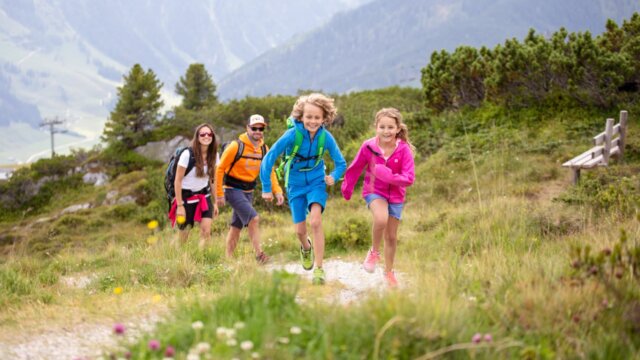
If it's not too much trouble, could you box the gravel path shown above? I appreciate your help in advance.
[1,259,401,359]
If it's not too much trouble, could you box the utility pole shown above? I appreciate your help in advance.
[39,116,66,157]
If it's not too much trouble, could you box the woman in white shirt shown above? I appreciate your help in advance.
[174,123,219,248]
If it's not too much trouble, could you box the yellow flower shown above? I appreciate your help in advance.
[147,220,159,230]
[113,287,123,295]
[146,236,158,245]
[176,215,186,224]
[152,294,162,303]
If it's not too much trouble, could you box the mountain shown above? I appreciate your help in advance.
[0,0,369,164]
[217,0,640,99]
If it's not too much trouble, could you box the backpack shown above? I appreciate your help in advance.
[220,138,267,191]
[276,117,326,187]
[164,146,195,210]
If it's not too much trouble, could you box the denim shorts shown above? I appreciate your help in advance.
[225,188,258,229]
[364,193,404,220]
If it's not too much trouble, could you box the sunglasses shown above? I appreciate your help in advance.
[250,127,265,132]
[198,132,214,138]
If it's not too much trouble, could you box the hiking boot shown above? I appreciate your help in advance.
[384,270,398,288]
[299,237,314,271]
[363,248,380,273]
[255,251,270,265]
[312,267,325,285]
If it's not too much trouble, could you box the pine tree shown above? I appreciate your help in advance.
[102,64,163,149]
[175,63,218,110]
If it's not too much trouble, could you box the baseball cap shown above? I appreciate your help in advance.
[248,114,267,127]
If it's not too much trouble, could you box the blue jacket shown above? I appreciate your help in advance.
[260,121,346,193]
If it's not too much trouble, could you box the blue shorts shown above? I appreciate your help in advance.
[364,193,404,220]
[225,188,258,229]
[288,183,327,224]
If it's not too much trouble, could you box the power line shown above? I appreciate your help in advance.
[39,116,68,157]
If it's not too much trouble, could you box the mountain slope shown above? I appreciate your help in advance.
[218,0,640,99]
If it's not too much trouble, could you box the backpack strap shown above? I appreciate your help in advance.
[225,140,244,175]
[181,147,196,176]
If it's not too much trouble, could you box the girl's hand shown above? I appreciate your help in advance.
[176,205,186,217]
[325,175,335,186]
[262,192,274,202]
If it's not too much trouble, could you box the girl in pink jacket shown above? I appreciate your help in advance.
[341,108,415,287]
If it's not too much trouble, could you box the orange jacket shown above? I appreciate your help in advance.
[215,133,282,197]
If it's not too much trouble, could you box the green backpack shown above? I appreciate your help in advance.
[276,117,326,187]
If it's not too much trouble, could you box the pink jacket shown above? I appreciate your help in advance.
[341,137,415,204]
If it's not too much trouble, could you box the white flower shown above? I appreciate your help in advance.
[216,327,228,339]
[289,326,302,335]
[192,321,204,330]
[233,321,246,330]
[226,328,237,338]
[226,338,238,347]
[251,352,260,359]
[196,342,211,354]
[277,337,290,344]
[186,354,200,360]
[240,340,254,351]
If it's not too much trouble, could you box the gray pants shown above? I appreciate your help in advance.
[225,188,258,229]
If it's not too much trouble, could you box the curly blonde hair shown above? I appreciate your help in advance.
[290,93,338,125]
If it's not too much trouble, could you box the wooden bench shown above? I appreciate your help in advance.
[562,110,628,184]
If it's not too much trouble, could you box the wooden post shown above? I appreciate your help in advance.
[572,168,580,184]
[619,110,628,159]
[603,118,614,165]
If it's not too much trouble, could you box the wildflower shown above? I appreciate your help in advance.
[176,215,186,225]
[113,323,126,335]
[240,340,254,351]
[471,333,482,344]
[196,342,211,353]
[251,352,260,359]
[277,337,290,344]
[147,236,158,245]
[483,334,493,342]
[148,339,161,351]
[289,326,302,335]
[226,338,238,347]
[147,220,159,230]
[226,328,237,338]
[234,321,246,329]
[186,354,200,360]
[164,346,176,357]
[152,294,162,303]
[113,287,123,295]
[192,321,204,330]
[216,327,228,339]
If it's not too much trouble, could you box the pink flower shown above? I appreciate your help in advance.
[148,339,161,351]
[164,346,176,357]
[471,333,482,344]
[113,323,126,335]
[483,333,493,342]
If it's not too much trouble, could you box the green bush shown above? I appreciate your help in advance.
[326,216,370,250]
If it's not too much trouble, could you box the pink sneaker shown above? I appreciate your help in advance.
[384,270,398,288]
[363,249,380,273]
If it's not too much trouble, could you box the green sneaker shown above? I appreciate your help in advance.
[299,237,314,271]
[312,267,325,285]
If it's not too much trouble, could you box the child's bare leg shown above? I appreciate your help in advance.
[384,217,400,273]
[308,203,324,268]
[369,199,389,253]
[294,221,311,249]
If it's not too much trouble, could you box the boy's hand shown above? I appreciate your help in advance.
[275,193,285,205]
[325,175,335,186]
[262,192,274,202]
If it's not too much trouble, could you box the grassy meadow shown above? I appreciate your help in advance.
[1,97,639,359]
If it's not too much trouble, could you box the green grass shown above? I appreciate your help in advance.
[1,105,639,358]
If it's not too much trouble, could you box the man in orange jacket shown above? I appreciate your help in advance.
[215,114,284,263]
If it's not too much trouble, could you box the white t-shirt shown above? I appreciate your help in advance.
[177,149,211,191]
